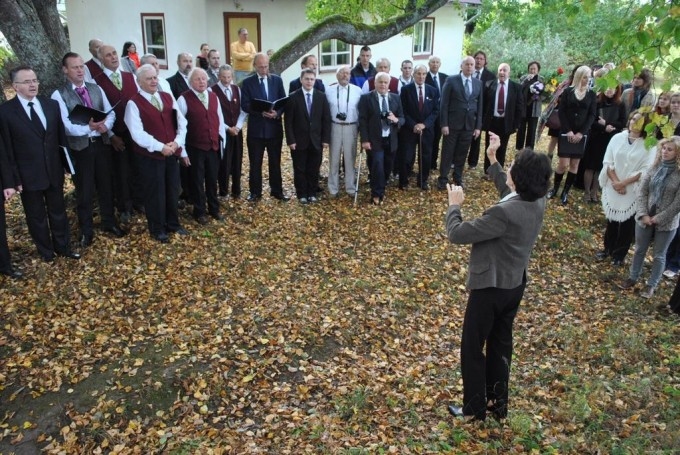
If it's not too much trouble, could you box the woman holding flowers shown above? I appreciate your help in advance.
[516,61,544,150]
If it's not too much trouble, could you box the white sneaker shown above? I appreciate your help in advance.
[663,269,678,279]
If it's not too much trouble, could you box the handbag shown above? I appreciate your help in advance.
[546,108,561,130]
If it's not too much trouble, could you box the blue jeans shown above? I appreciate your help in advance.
[629,224,677,288]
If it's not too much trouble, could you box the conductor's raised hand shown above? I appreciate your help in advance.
[447,184,465,206]
[486,132,501,165]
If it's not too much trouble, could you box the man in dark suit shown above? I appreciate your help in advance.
[285,68,331,204]
[288,55,325,94]
[467,50,496,169]
[240,52,290,202]
[358,72,405,205]
[52,52,126,248]
[0,138,22,278]
[95,44,142,223]
[445,133,551,421]
[425,56,448,171]
[166,53,193,99]
[206,50,221,86]
[124,64,189,244]
[482,63,524,175]
[0,65,80,262]
[213,64,246,198]
[398,64,439,190]
[438,56,483,190]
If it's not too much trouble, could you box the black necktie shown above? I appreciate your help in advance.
[28,101,45,132]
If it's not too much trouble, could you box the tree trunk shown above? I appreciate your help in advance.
[0,0,69,98]
[270,0,449,74]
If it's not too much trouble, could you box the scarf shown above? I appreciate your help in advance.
[649,160,676,215]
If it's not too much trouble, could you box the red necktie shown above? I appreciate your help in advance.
[418,85,424,112]
[497,81,505,115]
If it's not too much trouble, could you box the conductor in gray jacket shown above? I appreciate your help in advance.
[444,133,551,421]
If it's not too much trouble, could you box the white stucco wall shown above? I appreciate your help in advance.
[66,0,467,87]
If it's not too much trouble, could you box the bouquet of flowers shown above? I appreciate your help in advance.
[529,80,545,101]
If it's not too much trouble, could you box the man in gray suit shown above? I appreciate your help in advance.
[438,56,483,190]
[444,133,551,421]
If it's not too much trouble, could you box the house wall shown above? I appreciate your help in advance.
[66,0,467,89]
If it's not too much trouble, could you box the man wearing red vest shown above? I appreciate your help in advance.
[177,68,226,224]
[84,38,104,83]
[94,44,142,224]
[212,65,246,198]
[124,64,189,244]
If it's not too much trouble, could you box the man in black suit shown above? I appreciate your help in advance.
[467,50,496,169]
[166,53,193,99]
[288,55,325,94]
[438,56,483,190]
[240,52,290,202]
[0,138,22,278]
[399,64,439,190]
[425,56,447,171]
[482,63,524,174]
[358,72,405,205]
[285,69,331,204]
[52,52,126,247]
[0,65,79,262]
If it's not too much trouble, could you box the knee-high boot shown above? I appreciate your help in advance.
[561,172,577,205]
[547,171,564,199]
[583,169,593,202]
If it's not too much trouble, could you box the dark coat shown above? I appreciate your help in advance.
[482,79,524,134]
[166,72,190,100]
[440,74,483,131]
[240,73,287,140]
[284,88,331,150]
[358,91,405,154]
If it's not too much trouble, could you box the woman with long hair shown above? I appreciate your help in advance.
[547,65,597,204]
[120,42,140,73]
[622,68,655,118]
[596,110,656,266]
[654,91,672,116]
[196,43,210,70]
[619,136,680,298]
[581,85,627,202]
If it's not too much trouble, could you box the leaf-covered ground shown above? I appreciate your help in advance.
[1,139,679,454]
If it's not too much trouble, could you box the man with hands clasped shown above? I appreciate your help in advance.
[445,133,551,421]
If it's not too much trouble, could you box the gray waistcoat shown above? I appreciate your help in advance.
[58,82,111,150]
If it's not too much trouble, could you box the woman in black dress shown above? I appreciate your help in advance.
[581,85,627,202]
[547,65,597,204]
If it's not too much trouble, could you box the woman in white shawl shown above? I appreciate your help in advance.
[596,110,656,266]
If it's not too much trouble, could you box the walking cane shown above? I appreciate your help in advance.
[354,150,363,206]
[418,129,423,188]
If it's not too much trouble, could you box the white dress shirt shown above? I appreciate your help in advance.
[325,83,360,123]
[16,94,46,129]
[176,89,227,145]
[124,90,187,157]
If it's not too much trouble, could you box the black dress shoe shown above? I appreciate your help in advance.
[153,233,170,244]
[171,227,189,236]
[195,215,209,225]
[80,233,93,247]
[447,405,466,418]
[58,251,81,260]
[42,254,55,263]
[210,213,224,221]
[272,193,290,202]
[0,268,23,279]
[247,194,261,202]
[119,211,132,224]
[102,225,126,237]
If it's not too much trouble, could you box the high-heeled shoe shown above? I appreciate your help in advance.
[560,189,569,205]
[547,188,558,199]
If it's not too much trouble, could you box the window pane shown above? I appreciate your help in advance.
[321,40,332,53]
[336,41,349,52]
[337,53,349,65]
[322,55,332,67]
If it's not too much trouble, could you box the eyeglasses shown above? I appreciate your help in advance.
[15,79,40,85]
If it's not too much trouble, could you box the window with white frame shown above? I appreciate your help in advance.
[141,13,168,68]
[413,18,434,56]
[319,39,350,69]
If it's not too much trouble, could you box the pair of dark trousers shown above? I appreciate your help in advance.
[247,136,284,197]
[603,217,635,261]
[461,279,526,420]
[399,129,433,187]
[72,139,115,235]
[112,132,143,213]
[439,129,474,186]
[291,146,322,199]
[369,137,391,198]
[20,185,71,258]
[187,146,220,218]
[218,131,241,196]
[135,153,181,236]
[516,116,538,150]
[483,120,510,173]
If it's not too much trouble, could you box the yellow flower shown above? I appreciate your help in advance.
[551,78,557,86]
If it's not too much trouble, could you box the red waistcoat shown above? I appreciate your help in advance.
[130,91,179,161]
[96,70,138,134]
[183,91,220,152]
[212,83,241,127]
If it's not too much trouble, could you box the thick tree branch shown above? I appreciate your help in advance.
[270,0,449,74]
